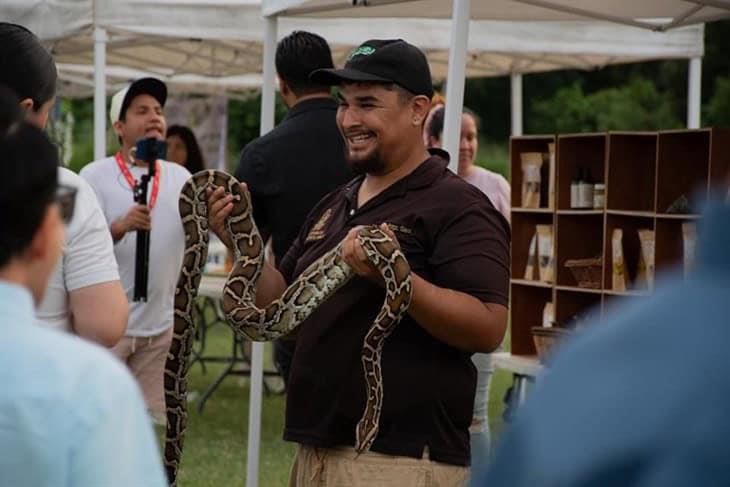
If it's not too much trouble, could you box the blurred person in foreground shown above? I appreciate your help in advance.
[166,124,205,174]
[0,21,127,347]
[209,38,510,486]
[0,87,166,487]
[424,104,511,467]
[475,190,730,486]
[210,30,351,388]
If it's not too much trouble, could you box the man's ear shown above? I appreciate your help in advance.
[278,78,291,97]
[112,120,125,138]
[19,98,34,115]
[411,96,431,126]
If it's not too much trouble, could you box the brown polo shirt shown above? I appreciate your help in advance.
[278,151,510,466]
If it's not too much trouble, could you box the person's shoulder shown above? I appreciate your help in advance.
[161,159,191,179]
[79,156,115,180]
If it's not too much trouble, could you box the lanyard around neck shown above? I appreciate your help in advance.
[115,151,161,210]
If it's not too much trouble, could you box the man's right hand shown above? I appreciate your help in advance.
[111,204,150,241]
[207,183,248,250]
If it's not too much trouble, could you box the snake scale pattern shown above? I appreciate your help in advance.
[163,170,413,485]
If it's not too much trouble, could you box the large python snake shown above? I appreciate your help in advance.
[163,170,413,485]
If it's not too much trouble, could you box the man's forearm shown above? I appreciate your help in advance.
[407,273,507,353]
[255,260,286,307]
[110,219,127,243]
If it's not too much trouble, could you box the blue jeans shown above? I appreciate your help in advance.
[470,352,494,469]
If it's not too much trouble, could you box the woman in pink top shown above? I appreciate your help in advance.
[425,105,510,221]
[425,104,510,467]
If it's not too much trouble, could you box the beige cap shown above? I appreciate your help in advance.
[109,77,167,125]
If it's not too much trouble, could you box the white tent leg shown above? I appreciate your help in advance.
[93,27,107,160]
[687,56,702,129]
[245,16,277,487]
[511,73,523,136]
[443,0,471,173]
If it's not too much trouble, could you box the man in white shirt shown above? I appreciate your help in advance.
[0,87,166,487]
[81,78,190,422]
[0,21,128,347]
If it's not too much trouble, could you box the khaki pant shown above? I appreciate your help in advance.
[111,326,173,422]
[289,445,469,487]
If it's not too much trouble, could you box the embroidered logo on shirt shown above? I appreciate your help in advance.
[387,223,413,235]
[306,209,333,242]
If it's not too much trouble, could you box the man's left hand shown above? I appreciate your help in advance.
[340,223,399,287]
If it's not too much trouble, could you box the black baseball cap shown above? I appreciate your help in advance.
[310,39,433,98]
[109,77,167,124]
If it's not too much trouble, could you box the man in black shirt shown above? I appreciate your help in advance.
[211,31,350,385]
[210,39,509,486]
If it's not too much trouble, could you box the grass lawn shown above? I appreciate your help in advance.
[160,321,513,486]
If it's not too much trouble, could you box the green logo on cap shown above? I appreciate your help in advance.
[348,46,376,61]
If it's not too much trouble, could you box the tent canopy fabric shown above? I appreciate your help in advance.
[264,0,730,31]
[2,1,705,97]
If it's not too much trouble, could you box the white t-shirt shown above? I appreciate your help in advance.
[81,157,190,337]
[36,168,120,332]
[463,166,511,222]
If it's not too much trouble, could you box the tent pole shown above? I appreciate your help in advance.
[511,73,523,136]
[245,14,277,487]
[443,0,471,173]
[93,26,107,160]
[687,56,702,129]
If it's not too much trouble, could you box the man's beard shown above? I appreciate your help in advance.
[345,147,386,176]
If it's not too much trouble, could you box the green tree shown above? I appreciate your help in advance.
[528,78,681,133]
[705,76,730,127]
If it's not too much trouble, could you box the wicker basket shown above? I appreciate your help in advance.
[531,326,571,363]
[564,257,602,289]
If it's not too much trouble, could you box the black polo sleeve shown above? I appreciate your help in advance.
[428,202,510,306]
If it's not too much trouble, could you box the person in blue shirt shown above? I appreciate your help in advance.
[475,195,730,487]
[0,88,166,487]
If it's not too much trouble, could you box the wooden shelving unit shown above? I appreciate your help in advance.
[508,128,730,356]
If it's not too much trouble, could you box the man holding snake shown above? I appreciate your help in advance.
[208,39,510,486]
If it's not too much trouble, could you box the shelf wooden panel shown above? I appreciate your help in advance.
[604,214,655,291]
[555,285,602,294]
[606,133,657,212]
[603,289,651,297]
[606,210,655,218]
[511,207,554,214]
[557,209,604,215]
[556,133,607,211]
[511,278,552,289]
[709,128,730,189]
[656,130,710,213]
[510,285,552,356]
[655,213,701,220]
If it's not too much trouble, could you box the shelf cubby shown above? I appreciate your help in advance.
[510,285,553,356]
[555,214,603,288]
[511,212,554,281]
[656,130,710,213]
[603,214,655,291]
[509,135,555,209]
[606,132,657,212]
[555,289,602,329]
[556,133,607,211]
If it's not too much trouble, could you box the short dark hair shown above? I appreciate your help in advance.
[166,125,205,174]
[427,105,481,140]
[275,31,334,96]
[0,86,59,267]
[0,22,57,111]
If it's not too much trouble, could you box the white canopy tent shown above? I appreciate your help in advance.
[264,0,729,173]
